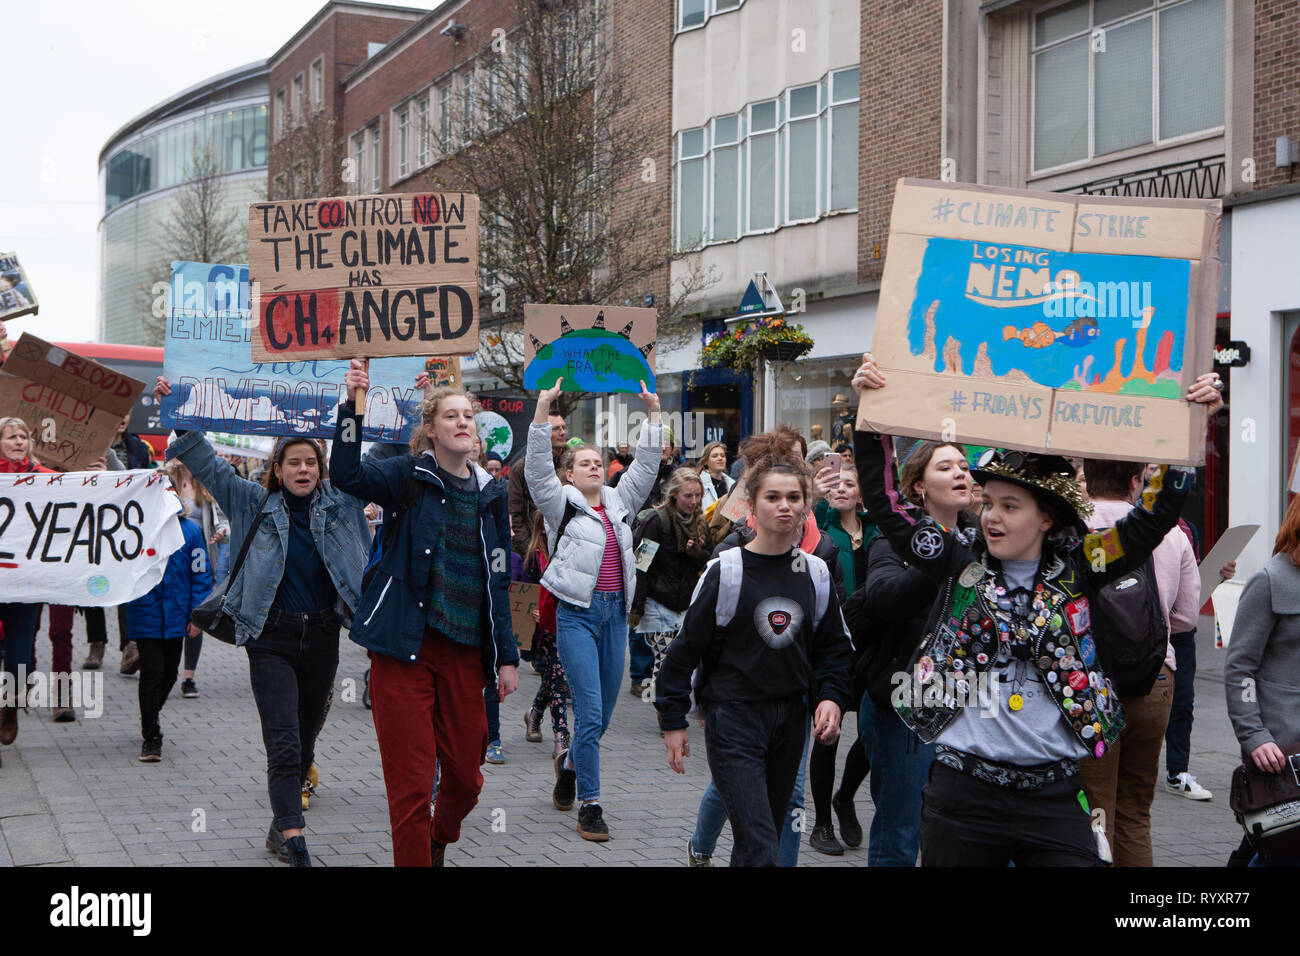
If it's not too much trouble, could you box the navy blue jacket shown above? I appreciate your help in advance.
[330,401,518,679]
[125,516,214,640]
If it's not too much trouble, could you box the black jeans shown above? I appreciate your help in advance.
[920,762,1103,866]
[705,694,807,867]
[84,606,107,644]
[137,638,183,740]
[246,610,340,832]
[1165,628,1197,777]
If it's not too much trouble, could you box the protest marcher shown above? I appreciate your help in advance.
[165,460,228,699]
[607,441,632,481]
[520,511,570,757]
[612,433,676,508]
[852,351,1223,866]
[657,439,853,867]
[127,499,213,761]
[631,467,712,687]
[697,440,734,511]
[331,361,519,867]
[155,377,369,867]
[36,606,78,722]
[484,451,504,480]
[681,428,839,867]
[0,417,57,755]
[807,463,879,855]
[526,376,662,841]
[848,438,975,866]
[1224,492,1300,866]
[509,408,567,555]
[1078,458,1200,866]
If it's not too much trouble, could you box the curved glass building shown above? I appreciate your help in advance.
[98,60,268,344]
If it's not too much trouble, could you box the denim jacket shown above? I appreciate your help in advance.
[166,430,370,644]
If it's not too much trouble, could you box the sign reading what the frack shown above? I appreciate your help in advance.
[523,304,656,394]
[0,334,145,470]
[858,179,1220,465]
[162,261,428,442]
[248,192,479,361]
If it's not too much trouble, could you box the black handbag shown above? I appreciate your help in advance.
[1229,741,1300,858]
[191,494,270,645]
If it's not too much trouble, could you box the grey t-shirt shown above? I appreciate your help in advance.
[938,557,1087,764]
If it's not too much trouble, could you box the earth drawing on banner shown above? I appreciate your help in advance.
[523,327,656,394]
[476,410,513,460]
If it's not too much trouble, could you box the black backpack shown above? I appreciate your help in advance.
[1092,556,1167,698]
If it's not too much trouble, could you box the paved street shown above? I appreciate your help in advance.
[0,614,1246,867]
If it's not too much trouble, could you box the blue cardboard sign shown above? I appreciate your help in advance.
[160,261,428,442]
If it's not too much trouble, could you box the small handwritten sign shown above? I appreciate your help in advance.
[508,581,539,651]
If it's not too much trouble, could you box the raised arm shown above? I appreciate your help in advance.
[613,381,665,516]
[525,380,572,529]
[1082,464,1196,587]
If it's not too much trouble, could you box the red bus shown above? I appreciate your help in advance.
[54,341,167,459]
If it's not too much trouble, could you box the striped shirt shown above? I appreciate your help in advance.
[593,505,623,592]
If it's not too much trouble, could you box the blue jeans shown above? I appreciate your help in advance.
[556,591,626,802]
[862,692,934,866]
[692,713,810,867]
[628,624,653,683]
[0,604,40,687]
[1165,628,1197,777]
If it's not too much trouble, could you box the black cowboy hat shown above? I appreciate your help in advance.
[970,449,1092,536]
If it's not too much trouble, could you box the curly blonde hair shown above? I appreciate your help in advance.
[409,386,482,457]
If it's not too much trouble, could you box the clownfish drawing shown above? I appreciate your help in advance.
[1002,316,1101,349]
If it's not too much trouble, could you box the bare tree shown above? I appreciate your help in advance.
[139,138,246,345]
[267,103,345,200]
[423,0,716,412]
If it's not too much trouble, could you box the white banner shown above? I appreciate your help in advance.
[0,470,183,605]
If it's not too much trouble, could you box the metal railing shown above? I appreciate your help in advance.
[1055,155,1225,199]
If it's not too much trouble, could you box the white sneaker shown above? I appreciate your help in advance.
[1166,772,1213,800]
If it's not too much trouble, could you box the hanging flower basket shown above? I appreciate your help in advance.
[699,316,814,372]
[757,340,812,363]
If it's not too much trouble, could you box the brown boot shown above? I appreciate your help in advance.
[119,641,141,676]
[82,643,105,670]
[0,705,17,746]
[52,674,75,723]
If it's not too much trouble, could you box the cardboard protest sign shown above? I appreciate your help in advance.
[858,179,1219,465]
[474,392,537,468]
[523,304,656,394]
[162,261,428,442]
[0,469,184,605]
[424,355,462,388]
[508,581,538,651]
[0,253,38,321]
[248,193,479,361]
[0,335,145,470]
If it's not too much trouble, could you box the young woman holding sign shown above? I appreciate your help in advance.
[0,417,57,755]
[330,360,519,868]
[850,352,1223,866]
[526,376,662,842]
[153,377,371,867]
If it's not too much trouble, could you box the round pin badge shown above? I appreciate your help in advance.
[1094,742,1106,758]
[1009,694,1024,712]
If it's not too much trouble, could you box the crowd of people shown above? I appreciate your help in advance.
[4,330,1300,868]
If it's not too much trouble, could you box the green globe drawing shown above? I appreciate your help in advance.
[476,411,513,460]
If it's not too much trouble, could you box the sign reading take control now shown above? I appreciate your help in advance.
[247,192,480,361]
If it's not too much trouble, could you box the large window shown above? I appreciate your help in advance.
[677,0,745,32]
[292,73,304,126]
[396,109,410,179]
[275,89,286,140]
[310,58,324,109]
[1032,0,1224,173]
[674,67,858,250]
[104,103,268,211]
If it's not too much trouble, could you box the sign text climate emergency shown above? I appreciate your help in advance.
[248,193,479,359]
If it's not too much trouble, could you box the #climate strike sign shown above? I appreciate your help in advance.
[0,470,184,606]
[161,261,427,442]
[857,179,1220,465]
[248,192,479,361]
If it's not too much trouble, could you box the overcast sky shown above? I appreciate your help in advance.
[0,0,434,344]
